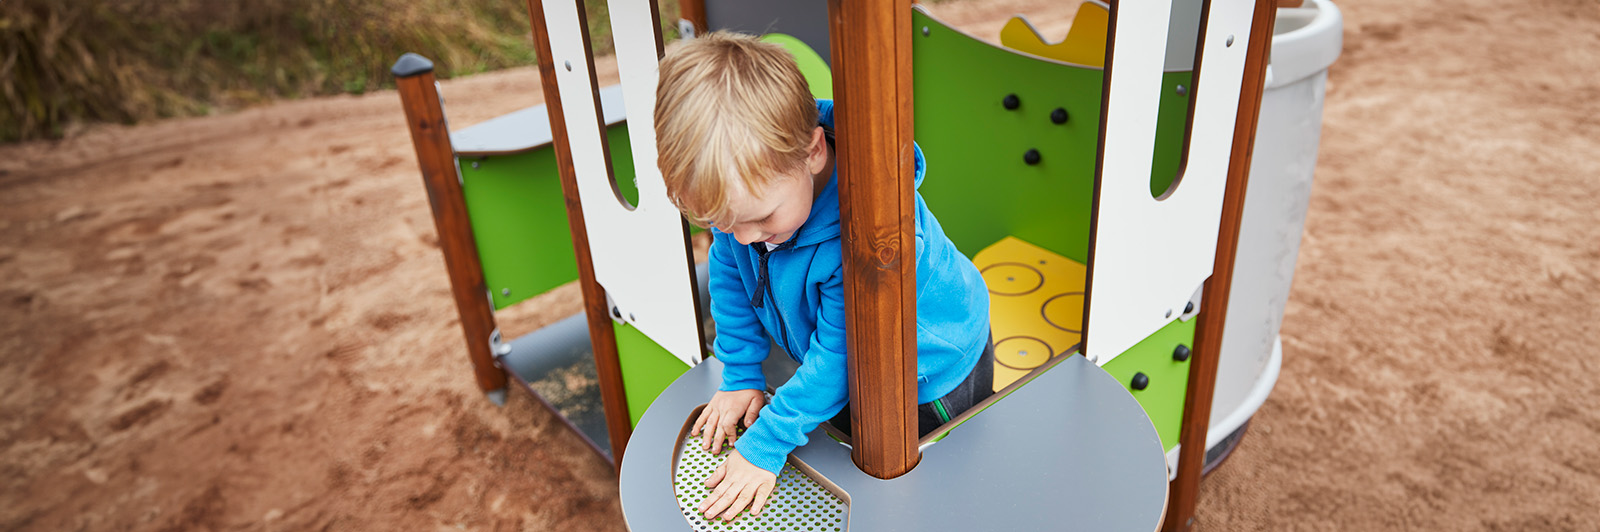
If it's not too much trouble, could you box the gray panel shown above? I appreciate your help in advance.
[450,85,629,156]
[705,0,832,67]
[620,354,1168,531]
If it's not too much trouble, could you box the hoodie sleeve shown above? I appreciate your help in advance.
[734,267,850,475]
[707,230,770,392]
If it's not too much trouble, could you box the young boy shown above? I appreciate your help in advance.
[654,31,994,521]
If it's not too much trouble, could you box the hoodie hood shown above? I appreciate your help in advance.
[788,99,927,248]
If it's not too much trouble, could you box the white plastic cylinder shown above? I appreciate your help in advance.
[1208,0,1343,450]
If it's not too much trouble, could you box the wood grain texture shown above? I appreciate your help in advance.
[524,0,633,467]
[827,0,920,480]
[394,68,508,395]
[1163,0,1280,530]
[678,0,706,35]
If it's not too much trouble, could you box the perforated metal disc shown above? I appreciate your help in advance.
[673,434,848,531]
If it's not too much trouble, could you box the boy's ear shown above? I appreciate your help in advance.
[806,126,828,175]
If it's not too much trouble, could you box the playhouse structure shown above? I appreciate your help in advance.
[394,0,1342,529]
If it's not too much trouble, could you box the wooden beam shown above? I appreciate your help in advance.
[524,0,634,467]
[392,55,508,397]
[677,0,707,36]
[827,0,919,480]
[1163,0,1280,530]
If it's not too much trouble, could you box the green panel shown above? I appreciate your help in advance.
[912,10,1104,263]
[615,321,692,428]
[459,123,638,309]
[1149,72,1194,198]
[761,33,834,100]
[1101,316,1196,451]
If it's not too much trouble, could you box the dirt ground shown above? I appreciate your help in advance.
[3,0,1598,530]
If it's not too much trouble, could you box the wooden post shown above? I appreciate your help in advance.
[827,0,920,480]
[677,0,706,37]
[1163,0,1279,530]
[392,54,508,397]
[523,0,634,466]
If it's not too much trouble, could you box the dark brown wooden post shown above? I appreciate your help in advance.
[523,0,634,466]
[392,54,508,397]
[827,0,920,480]
[677,0,706,36]
[1163,1,1279,530]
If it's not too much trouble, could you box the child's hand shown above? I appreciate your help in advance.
[693,389,766,454]
[700,448,777,522]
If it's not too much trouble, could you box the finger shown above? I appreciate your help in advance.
[699,411,719,450]
[720,415,741,444]
[710,424,726,454]
[701,480,737,518]
[699,465,730,511]
[743,400,762,428]
[693,408,712,437]
[720,483,758,521]
[704,461,727,488]
[749,482,775,516]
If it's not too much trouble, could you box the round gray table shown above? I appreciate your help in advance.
[619,352,1169,531]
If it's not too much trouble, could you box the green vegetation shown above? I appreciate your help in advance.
[0,0,683,143]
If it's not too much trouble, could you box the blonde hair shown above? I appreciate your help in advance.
[654,31,819,229]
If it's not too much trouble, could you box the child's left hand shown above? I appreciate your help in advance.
[699,448,777,522]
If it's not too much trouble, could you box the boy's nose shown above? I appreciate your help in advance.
[733,226,763,246]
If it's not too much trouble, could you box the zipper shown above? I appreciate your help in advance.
[753,244,799,362]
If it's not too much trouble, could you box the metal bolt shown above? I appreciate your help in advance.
[1176,85,1188,97]
[611,307,621,318]
[921,26,930,36]
[564,60,572,71]
[1023,149,1041,165]
[471,161,480,169]
[1226,35,1235,47]
[629,313,637,322]
[501,288,510,296]
[1185,301,1195,314]
[1002,93,1021,110]
[1050,107,1069,124]
[1019,350,1029,357]
[1165,309,1173,318]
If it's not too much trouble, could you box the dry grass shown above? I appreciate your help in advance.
[0,0,680,143]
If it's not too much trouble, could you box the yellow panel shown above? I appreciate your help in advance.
[974,237,1088,390]
[997,2,1110,67]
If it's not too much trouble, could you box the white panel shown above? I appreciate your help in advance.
[543,0,704,365]
[1085,0,1258,362]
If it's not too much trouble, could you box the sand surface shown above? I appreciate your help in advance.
[4,0,1599,530]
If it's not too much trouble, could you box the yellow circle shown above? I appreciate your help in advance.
[1042,292,1085,333]
[982,263,1043,296]
[995,336,1052,370]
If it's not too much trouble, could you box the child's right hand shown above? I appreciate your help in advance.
[693,389,767,454]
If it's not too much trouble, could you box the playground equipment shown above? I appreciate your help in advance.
[393,0,1342,529]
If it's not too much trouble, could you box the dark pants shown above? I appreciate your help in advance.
[828,335,996,438]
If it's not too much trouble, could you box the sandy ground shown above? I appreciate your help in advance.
[3,0,1599,530]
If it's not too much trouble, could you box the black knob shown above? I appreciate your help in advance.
[1184,301,1195,314]
[1023,149,1041,165]
[1050,107,1069,124]
[1002,93,1020,110]
[1173,344,1192,362]
[1130,372,1150,391]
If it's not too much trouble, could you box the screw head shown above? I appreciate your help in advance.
[1176,85,1188,97]
[1131,372,1150,391]
[471,161,480,169]
[1050,107,1069,124]
[1023,149,1041,165]
[1226,35,1235,47]
[611,307,621,318]
[564,60,573,71]
[501,288,510,296]
[921,26,930,36]
[1184,301,1195,314]
[1002,93,1021,110]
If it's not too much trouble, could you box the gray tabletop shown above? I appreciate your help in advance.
[450,84,628,156]
[619,352,1169,531]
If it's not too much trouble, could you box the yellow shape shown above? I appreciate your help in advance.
[973,237,1088,391]
[997,1,1110,67]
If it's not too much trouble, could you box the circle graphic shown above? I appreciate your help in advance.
[981,262,1044,296]
[1042,292,1085,334]
[995,336,1053,370]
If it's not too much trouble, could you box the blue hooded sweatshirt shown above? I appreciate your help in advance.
[711,99,990,475]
